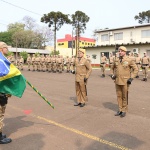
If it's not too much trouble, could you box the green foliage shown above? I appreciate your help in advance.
[71,11,90,50]
[71,11,90,34]
[92,54,97,59]
[0,31,13,45]
[41,11,71,30]
[7,22,25,33]
[50,50,60,55]
[6,51,14,57]
[35,52,40,57]
[20,51,28,61]
[134,10,150,24]
[41,11,71,51]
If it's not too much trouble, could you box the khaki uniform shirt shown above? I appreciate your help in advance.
[100,56,107,63]
[112,56,138,85]
[141,56,150,65]
[32,56,36,62]
[75,57,92,82]
[135,56,141,64]
[27,56,31,62]
[109,56,114,64]
[19,58,24,63]
[57,57,63,63]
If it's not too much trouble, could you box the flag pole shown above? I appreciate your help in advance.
[26,80,54,109]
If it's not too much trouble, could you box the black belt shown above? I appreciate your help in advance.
[101,63,105,64]
[142,64,148,66]
[136,63,140,64]
[109,63,112,64]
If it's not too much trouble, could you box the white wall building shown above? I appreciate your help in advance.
[85,24,150,66]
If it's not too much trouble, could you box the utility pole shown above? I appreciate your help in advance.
[75,28,78,56]
[15,38,18,65]
[72,29,74,56]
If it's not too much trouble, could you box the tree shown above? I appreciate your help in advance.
[7,22,25,33]
[20,51,28,62]
[41,11,71,53]
[50,50,60,55]
[71,11,90,54]
[0,31,13,45]
[22,16,36,30]
[34,26,53,47]
[134,10,150,24]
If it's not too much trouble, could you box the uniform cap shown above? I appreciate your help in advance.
[78,49,85,54]
[0,42,8,49]
[118,46,127,52]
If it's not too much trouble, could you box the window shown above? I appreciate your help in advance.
[58,43,64,46]
[141,30,150,38]
[114,32,123,40]
[101,34,109,41]
[100,52,109,59]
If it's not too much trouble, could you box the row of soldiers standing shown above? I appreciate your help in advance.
[26,54,76,73]
[100,52,150,81]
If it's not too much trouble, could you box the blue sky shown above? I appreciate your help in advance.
[0,0,150,39]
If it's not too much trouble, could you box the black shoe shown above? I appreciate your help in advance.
[120,112,126,118]
[2,134,6,139]
[74,103,81,106]
[115,111,122,116]
[136,75,139,78]
[101,74,105,78]
[141,78,145,81]
[80,103,85,107]
[0,137,12,144]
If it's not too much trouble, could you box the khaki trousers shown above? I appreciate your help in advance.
[0,105,6,133]
[27,62,32,70]
[100,64,106,75]
[115,84,129,112]
[142,66,148,78]
[136,64,141,76]
[75,81,87,104]
[109,64,113,75]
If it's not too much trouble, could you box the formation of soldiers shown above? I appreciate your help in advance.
[8,54,78,73]
[100,52,150,81]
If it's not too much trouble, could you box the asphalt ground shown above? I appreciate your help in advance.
[1,68,150,150]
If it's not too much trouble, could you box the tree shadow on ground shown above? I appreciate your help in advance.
[1,133,44,150]
[84,131,144,150]
[103,102,118,112]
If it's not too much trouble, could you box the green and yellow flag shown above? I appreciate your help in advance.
[0,52,26,97]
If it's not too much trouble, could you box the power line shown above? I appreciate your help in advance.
[0,0,41,16]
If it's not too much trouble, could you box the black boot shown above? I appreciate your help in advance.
[0,133,12,144]
[0,133,6,139]
[101,74,104,78]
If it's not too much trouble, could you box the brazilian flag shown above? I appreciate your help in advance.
[0,52,26,97]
